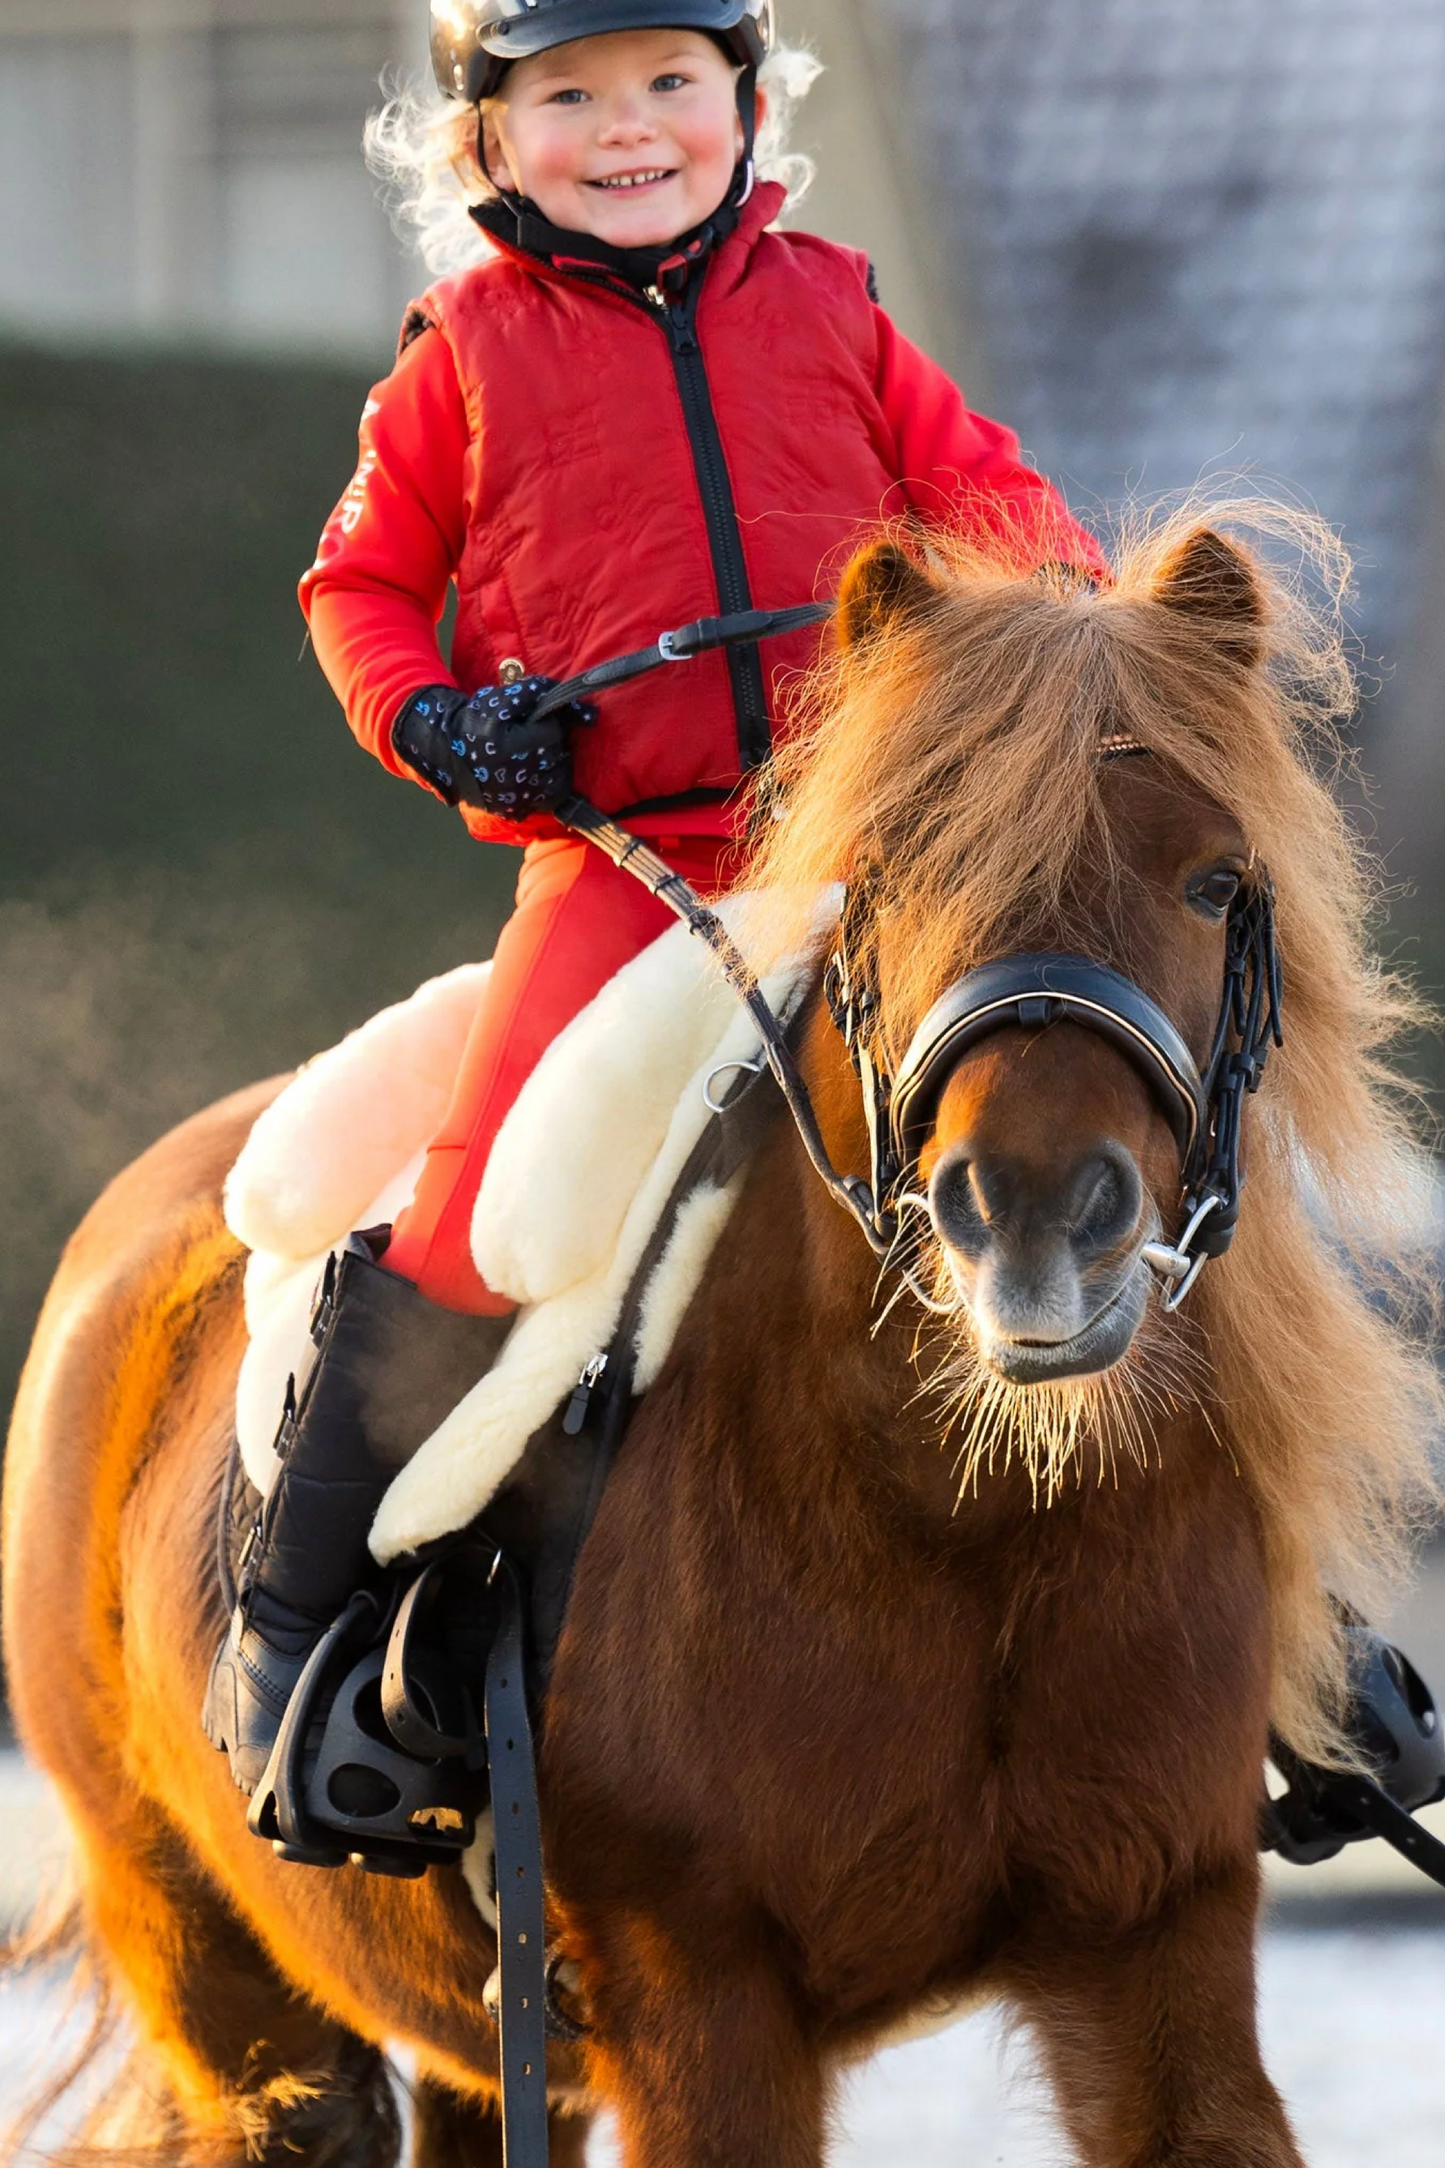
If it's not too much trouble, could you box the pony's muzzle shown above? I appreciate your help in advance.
[927,1137,1152,1381]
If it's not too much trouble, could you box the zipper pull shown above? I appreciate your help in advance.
[564,1353,608,1436]
[662,277,700,354]
[269,1372,300,1465]
[308,1250,339,1348]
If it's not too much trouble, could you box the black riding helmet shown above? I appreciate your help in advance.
[431,0,774,107]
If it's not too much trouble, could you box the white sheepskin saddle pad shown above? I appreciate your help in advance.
[223,896,825,1566]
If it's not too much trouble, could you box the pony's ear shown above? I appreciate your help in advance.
[1153,528,1265,668]
[838,541,938,650]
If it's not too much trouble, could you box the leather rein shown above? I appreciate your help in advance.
[540,606,1283,1314]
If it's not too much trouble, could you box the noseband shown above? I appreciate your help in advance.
[824,873,1282,1310]
[891,956,1206,1165]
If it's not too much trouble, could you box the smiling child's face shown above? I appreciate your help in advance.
[481,28,754,249]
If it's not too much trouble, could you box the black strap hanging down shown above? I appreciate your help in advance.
[486,1556,550,2168]
[469,1054,791,2168]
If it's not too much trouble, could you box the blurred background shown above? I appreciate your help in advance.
[4,0,1445,2152]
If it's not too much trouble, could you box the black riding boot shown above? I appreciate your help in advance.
[203,1233,513,1797]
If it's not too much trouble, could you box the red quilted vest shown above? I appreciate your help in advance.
[410,185,915,839]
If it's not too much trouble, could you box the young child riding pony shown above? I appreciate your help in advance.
[205,0,1104,1818]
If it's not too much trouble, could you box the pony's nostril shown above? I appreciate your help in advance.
[929,1152,988,1255]
[1068,1146,1142,1251]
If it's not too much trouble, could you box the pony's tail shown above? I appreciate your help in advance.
[1,1847,405,2168]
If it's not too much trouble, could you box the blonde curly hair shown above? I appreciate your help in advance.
[365,42,823,277]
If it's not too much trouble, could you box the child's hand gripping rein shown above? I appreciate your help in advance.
[393,677,596,818]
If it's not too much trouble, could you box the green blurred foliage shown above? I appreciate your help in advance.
[0,340,517,1427]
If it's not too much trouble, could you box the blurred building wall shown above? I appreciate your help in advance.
[777,0,982,393]
[9,0,1445,666]
[10,0,1445,951]
[0,0,968,367]
[0,0,423,352]
[879,0,1445,677]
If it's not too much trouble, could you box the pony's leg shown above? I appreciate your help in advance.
[67,1805,401,2168]
[1021,1868,1303,2168]
[586,1945,825,2168]
[409,2078,592,2168]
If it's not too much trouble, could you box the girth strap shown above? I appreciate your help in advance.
[594,1037,786,1442]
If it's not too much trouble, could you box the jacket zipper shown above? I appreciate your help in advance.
[653,278,771,772]
[551,260,772,773]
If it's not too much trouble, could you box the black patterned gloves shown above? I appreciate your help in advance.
[392,677,593,818]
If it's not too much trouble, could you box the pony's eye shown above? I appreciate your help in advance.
[1187,866,1243,919]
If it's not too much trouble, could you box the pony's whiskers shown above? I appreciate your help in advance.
[869,1193,966,1338]
[930,1332,1195,1511]
[901,1224,1208,1510]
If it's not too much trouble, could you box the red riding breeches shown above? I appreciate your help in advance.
[384,832,734,1313]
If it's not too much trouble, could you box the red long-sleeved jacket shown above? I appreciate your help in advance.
[301,181,1102,845]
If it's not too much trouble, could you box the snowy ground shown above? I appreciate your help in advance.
[4,1755,1444,2162]
[4,1914,1444,2163]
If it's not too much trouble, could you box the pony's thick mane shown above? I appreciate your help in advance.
[744,501,1443,1759]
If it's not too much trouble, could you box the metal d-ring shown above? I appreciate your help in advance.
[703,1050,768,1113]
[1143,1193,1221,1313]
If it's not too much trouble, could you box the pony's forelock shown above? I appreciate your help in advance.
[744,498,1443,1761]
[364,43,821,280]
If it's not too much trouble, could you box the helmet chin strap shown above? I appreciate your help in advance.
[734,62,758,201]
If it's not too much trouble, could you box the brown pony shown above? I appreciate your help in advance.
[4,515,1439,2168]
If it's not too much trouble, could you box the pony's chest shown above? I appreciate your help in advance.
[736,1545,1267,2016]
[549,1423,1272,2018]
